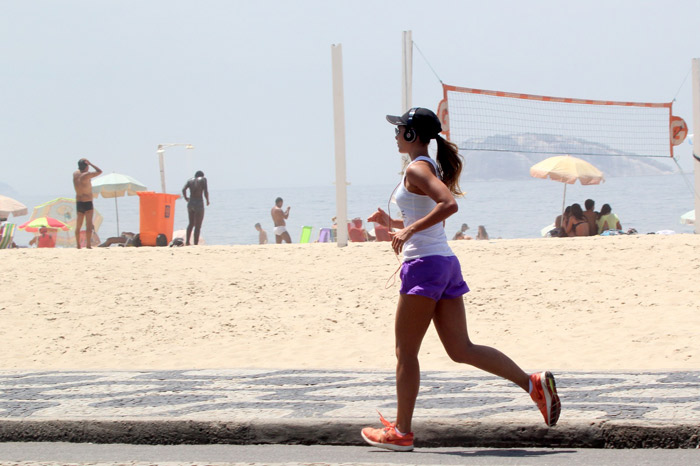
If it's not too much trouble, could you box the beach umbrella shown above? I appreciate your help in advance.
[30,198,103,247]
[530,155,605,214]
[19,216,70,233]
[92,173,147,235]
[0,195,28,218]
[680,209,695,225]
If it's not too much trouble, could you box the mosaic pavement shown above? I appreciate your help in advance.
[0,370,698,424]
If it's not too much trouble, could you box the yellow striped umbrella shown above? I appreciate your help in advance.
[530,155,605,213]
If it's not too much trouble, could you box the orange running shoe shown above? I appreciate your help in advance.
[530,371,561,427]
[361,412,414,452]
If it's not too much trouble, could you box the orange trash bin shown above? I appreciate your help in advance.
[137,192,179,246]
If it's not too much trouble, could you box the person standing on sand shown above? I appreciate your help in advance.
[182,170,209,246]
[360,107,561,452]
[271,197,292,243]
[72,158,102,249]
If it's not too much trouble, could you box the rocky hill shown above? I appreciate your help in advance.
[459,133,677,181]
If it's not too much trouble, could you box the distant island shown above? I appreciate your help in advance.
[458,133,678,181]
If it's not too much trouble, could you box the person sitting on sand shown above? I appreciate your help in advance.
[453,223,472,240]
[255,223,268,244]
[564,203,590,237]
[475,225,489,240]
[597,203,622,234]
[552,206,572,237]
[98,232,136,247]
[28,227,56,248]
[583,199,598,236]
[349,217,371,242]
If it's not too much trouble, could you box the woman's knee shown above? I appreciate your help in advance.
[395,345,420,365]
[445,341,476,364]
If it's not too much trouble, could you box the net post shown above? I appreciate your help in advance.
[692,59,700,234]
[331,44,349,247]
[402,30,413,112]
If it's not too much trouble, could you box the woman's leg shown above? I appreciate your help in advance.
[394,294,437,434]
[432,297,529,391]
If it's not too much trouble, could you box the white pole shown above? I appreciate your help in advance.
[157,146,166,193]
[114,197,120,236]
[562,184,567,215]
[692,59,700,234]
[401,30,413,113]
[331,44,349,247]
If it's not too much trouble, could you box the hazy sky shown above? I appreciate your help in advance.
[2,0,699,197]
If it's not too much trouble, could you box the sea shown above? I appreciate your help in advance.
[8,173,697,247]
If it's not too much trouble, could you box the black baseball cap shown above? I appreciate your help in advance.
[386,107,442,138]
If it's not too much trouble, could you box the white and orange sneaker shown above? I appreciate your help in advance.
[530,371,561,427]
[361,412,414,452]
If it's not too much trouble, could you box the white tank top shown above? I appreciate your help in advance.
[394,156,454,261]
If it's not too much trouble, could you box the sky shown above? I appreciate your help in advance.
[2,0,700,198]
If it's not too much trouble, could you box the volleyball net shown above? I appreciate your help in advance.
[436,84,688,158]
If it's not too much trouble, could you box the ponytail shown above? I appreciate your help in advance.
[435,135,464,197]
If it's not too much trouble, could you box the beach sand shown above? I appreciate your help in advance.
[2,234,699,371]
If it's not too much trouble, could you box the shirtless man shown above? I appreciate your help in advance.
[182,170,209,246]
[582,199,598,236]
[270,197,292,243]
[255,223,268,244]
[72,158,102,249]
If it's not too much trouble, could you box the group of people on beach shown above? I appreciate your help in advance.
[550,198,622,237]
[72,159,211,248]
[452,223,489,241]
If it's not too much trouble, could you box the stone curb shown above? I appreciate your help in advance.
[0,419,698,449]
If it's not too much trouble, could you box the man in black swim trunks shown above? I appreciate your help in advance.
[72,158,102,249]
[182,170,209,245]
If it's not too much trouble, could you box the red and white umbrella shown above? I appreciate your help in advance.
[19,216,71,233]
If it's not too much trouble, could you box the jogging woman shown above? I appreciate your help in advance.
[360,107,561,452]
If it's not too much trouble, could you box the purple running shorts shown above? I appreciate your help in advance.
[399,255,470,301]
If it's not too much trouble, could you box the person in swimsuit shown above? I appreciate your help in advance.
[452,223,471,240]
[182,170,210,246]
[255,223,268,245]
[270,197,292,243]
[72,158,102,249]
[565,203,590,237]
[583,199,598,236]
[360,107,561,452]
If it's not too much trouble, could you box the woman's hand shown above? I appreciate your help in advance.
[389,227,414,254]
[367,207,391,228]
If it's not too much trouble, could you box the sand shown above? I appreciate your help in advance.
[1,234,699,372]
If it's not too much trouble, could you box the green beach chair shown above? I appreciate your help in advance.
[299,226,313,243]
[0,223,16,249]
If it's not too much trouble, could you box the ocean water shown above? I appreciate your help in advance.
[8,173,697,247]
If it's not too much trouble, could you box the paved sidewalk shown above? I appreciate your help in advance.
[0,370,698,448]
